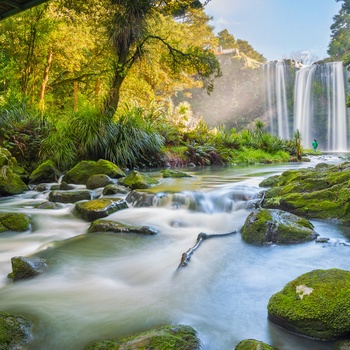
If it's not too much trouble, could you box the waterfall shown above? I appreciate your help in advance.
[263,60,349,151]
[263,61,290,139]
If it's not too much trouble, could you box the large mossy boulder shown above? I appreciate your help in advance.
[241,208,317,245]
[268,268,350,340]
[0,166,28,196]
[88,220,158,235]
[86,174,114,190]
[261,162,350,225]
[235,339,275,350]
[63,159,125,185]
[48,190,93,204]
[86,324,200,350]
[0,311,32,349]
[0,213,31,233]
[119,170,158,190]
[74,198,128,222]
[8,256,48,281]
[29,160,61,184]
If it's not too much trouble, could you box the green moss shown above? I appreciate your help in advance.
[120,170,158,189]
[235,339,275,350]
[0,166,28,196]
[268,269,350,340]
[0,213,30,232]
[29,160,61,184]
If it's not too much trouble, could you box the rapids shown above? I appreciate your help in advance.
[0,156,348,350]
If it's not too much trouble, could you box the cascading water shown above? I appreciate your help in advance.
[263,60,349,151]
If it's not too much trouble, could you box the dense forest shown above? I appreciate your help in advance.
[0,0,349,172]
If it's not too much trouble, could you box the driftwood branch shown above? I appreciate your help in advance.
[177,231,237,268]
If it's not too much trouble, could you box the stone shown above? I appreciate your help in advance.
[74,198,128,222]
[29,160,61,184]
[8,256,48,281]
[268,268,350,340]
[119,170,158,189]
[63,159,125,185]
[102,184,129,196]
[0,213,31,233]
[235,339,276,350]
[86,324,200,350]
[88,220,158,235]
[241,208,317,245]
[0,166,28,196]
[86,174,114,190]
[48,190,93,203]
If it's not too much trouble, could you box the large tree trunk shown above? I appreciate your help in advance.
[39,48,53,111]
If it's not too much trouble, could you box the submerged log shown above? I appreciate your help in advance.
[178,231,237,268]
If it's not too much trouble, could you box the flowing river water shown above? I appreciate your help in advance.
[0,156,349,350]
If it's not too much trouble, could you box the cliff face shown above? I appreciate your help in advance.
[174,50,266,130]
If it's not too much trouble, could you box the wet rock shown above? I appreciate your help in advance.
[259,175,280,188]
[29,160,61,184]
[316,237,330,243]
[74,198,128,222]
[0,166,28,196]
[48,190,93,203]
[34,201,62,210]
[8,256,48,281]
[126,191,157,207]
[102,184,129,196]
[235,339,276,349]
[241,208,317,245]
[0,311,32,349]
[119,170,158,189]
[0,213,31,233]
[261,162,350,225]
[63,159,125,185]
[268,268,350,340]
[51,181,75,191]
[86,174,114,190]
[33,184,47,192]
[86,324,200,350]
[161,169,192,178]
[88,220,158,235]
[336,339,350,350]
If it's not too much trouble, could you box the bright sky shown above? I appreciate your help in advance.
[205,0,342,62]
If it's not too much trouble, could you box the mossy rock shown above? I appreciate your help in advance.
[119,170,158,190]
[102,184,129,196]
[29,160,61,184]
[0,213,31,233]
[86,324,200,350]
[48,190,93,204]
[88,220,158,235]
[34,201,62,210]
[262,162,350,225]
[241,208,317,245]
[0,166,28,196]
[51,181,75,191]
[86,174,114,190]
[63,160,125,185]
[8,256,48,281]
[259,175,280,188]
[161,169,192,178]
[74,198,128,222]
[235,339,276,350]
[0,311,32,349]
[268,268,350,340]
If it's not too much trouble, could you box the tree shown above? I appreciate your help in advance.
[236,39,266,63]
[217,29,236,50]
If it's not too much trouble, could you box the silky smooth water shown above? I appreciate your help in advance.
[0,156,348,350]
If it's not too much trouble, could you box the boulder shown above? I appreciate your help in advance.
[241,208,317,245]
[86,174,114,190]
[268,268,350,340]
[0,213,31,233]
[74,198,128,222]
[8,256,48,281]
[34,201,62,210]
[51,181,75,191]
[88,220,158,235]
[63,159,125,185]
[119,170,158,189]
[161,169,192,178]
[48,190,93,203]
[86,324,200,350]
[102,184,129,196]
[235,339,276,350]
[261,162,350,225]
[29,160,61,184]
[0,166,28,196]
[0,311,32,349]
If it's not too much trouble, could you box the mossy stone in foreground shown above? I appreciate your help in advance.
[120,170,158,189]
[241,208,317,245]
[268,269,350,340]
[86,324,200,350]
[235,339,275,350]
[8,256,48,281]
[0,213,30,233]
[0,311,32,349]
[63,160,125,184]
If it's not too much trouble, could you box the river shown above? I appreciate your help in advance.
[0,155,348,350]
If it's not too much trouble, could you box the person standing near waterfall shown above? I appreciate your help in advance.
[312,139,318,153]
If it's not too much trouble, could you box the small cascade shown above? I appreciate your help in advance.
[262,60,349,151]
[262,61,291,139]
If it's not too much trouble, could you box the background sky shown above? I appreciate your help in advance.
[205,0,342,62]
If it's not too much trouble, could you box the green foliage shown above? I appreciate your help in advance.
[217,29,236,49]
